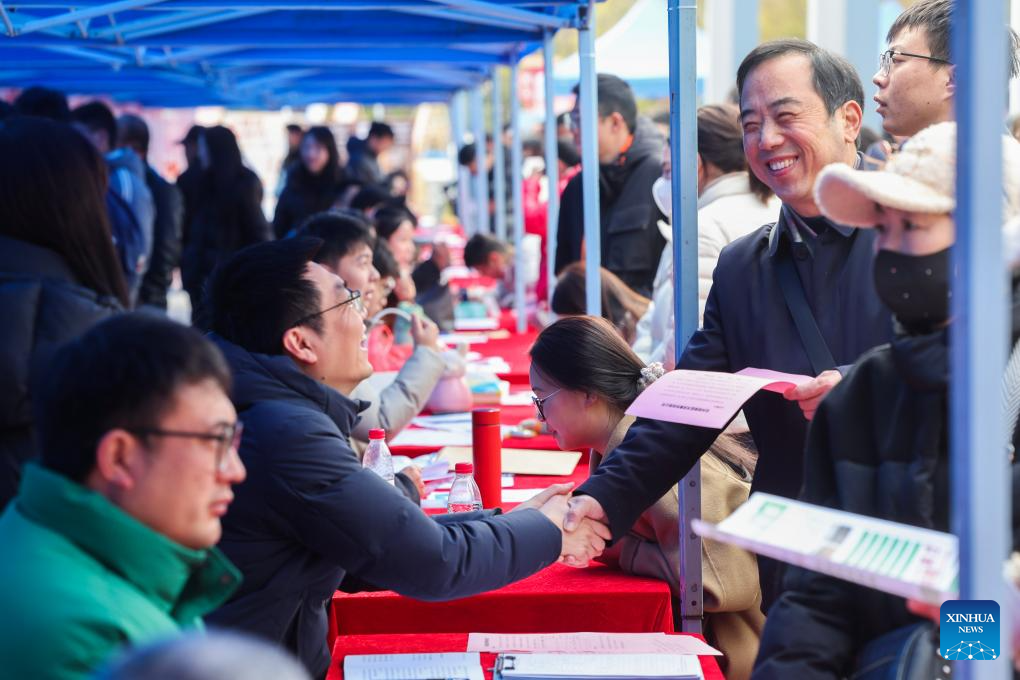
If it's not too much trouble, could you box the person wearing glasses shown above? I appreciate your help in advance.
[874,0,1019,140]
[530,316,764,680]
[204,237,609,680]
[0,314,245,680]
[298,211,445,500]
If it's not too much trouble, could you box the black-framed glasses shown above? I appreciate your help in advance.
[531,389,562,421]
[128,422,243,473]
[879,49,951,77]
[293,286,364,328]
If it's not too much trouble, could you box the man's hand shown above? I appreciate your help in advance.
[508,482,574,513]
[560,495,611,567]
[783,369,842,421]
[410,314,441,351]
[399,465,426,499]
[536,495,610,567]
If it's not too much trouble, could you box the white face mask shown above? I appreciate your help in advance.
[652,175,671,220]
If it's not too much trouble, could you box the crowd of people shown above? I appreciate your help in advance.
[1,0,1019,678]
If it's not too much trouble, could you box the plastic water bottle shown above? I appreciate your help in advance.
[447,462,484,513]
[363,429,395,485]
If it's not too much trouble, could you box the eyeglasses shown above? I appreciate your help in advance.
[531,389,562,421]
[128,421,243,473]
[878,49,951,77]
[293,286,364,328]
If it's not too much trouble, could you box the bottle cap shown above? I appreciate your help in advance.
[368,429,385,440]
[454,462,474,474]
[471,408,501,426]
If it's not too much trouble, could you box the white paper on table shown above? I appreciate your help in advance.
[496,653,702,679]
[501,391,536,407]
[626,368,812,429]
[438,332,489,345]
[412,413,473,432]
[389,426,511,448]
[344,652,483,680]
[455,317,499,331]
[390,429,474,447]
[467,632,721,656]
[500,488,542,503]
[434,473,515,492]
[692,492,958,606]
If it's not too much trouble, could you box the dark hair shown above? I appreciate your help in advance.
[71,101,118,151]
[181,125,204,145]
[572,74,638,134]
[297,126,344,186]
[697,103,772,203]
[202,125,244,189]
[209,237,325,355]
[372,239,400,279]
[286,123,303,134]
[368,121,394,140]
[14,86,69,121]
[0,116,129,306]
[117,113,150,157]
[736,39,864,118]
[458,143,476,167]
[557,140,580,167]
[298,211,375,269]
[531,316,646,413]
[551,263,650,344]
[350,184,389,212]
[35,315,231,483]
[463,233,507,269]
[374,206,413,241]
[522,138,544,157]
[888,0,1019,79]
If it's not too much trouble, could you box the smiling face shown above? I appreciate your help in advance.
[328,242,379,315]
[386,220,416,270]
[299,262,373,393]
[740,53,862,217]
[528,364,616,453]
[873,27,954,137]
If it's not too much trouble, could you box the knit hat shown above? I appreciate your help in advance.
[814,122,1020,226]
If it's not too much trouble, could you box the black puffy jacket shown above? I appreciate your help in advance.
[138,166,183,309]
[0,236,121,509]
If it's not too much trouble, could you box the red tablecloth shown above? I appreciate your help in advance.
[331,562,673,637]
[326,633,724,680]
[474,327,539,384]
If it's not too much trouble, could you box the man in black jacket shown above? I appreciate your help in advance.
[555,74,665,297]
[117,114,184,310]
[561,41,894,607]
[204,238,608,679]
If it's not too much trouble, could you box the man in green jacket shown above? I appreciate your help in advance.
[0,315,247,680]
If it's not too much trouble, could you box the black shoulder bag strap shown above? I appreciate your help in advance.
[770,223,838,375]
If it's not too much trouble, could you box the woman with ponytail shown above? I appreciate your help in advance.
[529,316,764,680]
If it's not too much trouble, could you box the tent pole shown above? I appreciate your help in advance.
[542,28,559,309]
[470,84,491,235]
[951,0,1009,676]
[577,0,600,316]
[670,0,703,635]
[509,56,526,334]
[492,66,508,241]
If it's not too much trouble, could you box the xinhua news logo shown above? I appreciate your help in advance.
[940,600,1000,660]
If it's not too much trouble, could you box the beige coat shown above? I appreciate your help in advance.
[592,416,765,680]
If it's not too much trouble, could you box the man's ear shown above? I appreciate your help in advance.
[282,326,319,367]
[840,99,864,147]
[945,64,956,97]
[93,429,142,491]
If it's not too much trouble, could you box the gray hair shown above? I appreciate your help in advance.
[93,632,311,680]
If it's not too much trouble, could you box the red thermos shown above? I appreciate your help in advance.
[471,408,502,508]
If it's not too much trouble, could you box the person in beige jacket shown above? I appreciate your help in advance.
[530,315,764,680]
[633,104,780,369]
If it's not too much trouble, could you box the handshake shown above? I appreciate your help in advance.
[510,483,612,567]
